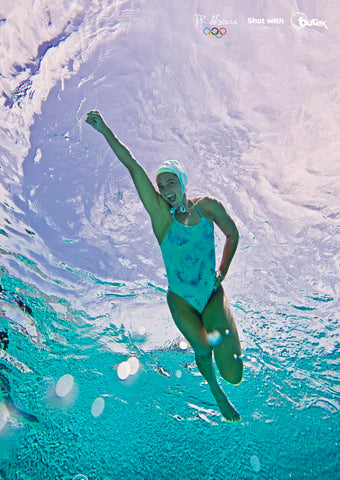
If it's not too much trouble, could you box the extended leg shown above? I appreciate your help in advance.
[195,351,240,421]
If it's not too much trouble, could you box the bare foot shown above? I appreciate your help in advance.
[211,387,241,422]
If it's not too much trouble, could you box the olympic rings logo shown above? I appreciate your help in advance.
[203,27,227,38]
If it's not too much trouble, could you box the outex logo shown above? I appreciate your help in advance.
[291,12,328,29]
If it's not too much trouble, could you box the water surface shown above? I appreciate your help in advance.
[0,1,339,479]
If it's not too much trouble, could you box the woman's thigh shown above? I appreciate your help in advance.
[202,286,243,382]
[202,286,241,348]
[167,291,212,356]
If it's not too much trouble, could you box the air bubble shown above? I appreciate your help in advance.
[207,329,222,347]
[133,327,146,343]
[175,370,182,378]
[138,326,146,336]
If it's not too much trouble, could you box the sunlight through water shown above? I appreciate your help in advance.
[0,1,339,479]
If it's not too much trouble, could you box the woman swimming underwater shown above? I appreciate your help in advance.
[86,111,243,421]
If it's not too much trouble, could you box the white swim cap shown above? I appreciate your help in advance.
[156,159,188,196]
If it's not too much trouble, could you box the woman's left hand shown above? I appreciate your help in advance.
[213,270,226,292]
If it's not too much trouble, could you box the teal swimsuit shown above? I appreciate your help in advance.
[160,204,216,313]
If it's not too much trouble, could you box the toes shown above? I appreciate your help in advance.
[231,413,241,422]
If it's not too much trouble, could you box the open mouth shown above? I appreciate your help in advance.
[167,194,176,203]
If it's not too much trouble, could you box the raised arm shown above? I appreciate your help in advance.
[85,110,161,215]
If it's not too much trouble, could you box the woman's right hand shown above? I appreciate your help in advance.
[213,270,226,292]
[85,110,107,133]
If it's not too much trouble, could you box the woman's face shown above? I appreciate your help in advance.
[156,172,183,208]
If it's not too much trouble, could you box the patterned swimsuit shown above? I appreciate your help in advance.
[160,204,216,313]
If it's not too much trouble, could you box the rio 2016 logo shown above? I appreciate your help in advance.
[203,27,227,38]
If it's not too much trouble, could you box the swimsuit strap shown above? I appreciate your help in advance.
[194,203,214,228]
[194,203,204,218]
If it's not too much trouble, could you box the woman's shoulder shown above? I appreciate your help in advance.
[192,196,220,221]
[193,196,219,209]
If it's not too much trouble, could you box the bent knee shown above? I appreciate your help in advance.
[221,359,243,385]
[229,367,243,385]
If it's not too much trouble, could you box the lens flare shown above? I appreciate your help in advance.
[56,374,74,398]
[0,403,9,433]
[117,356,141,380]
[250,455,261,472]
[91,397,105,418]
[117,361,130,380]
[127,356,140,375]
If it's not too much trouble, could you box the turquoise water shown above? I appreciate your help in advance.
[0,1,339,479]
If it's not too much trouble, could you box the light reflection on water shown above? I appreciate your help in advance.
[0,1,339,479]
